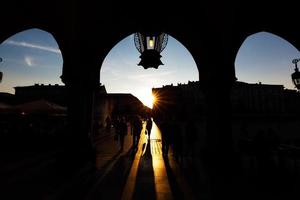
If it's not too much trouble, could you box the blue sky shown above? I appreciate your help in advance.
[0,29,62,92]
[0,29,299,107]
[235,32,300,89]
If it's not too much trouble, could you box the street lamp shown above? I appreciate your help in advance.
[134,32,168,69]
[291,58,300,90]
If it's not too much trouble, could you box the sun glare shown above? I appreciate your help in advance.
[139,93,156,109]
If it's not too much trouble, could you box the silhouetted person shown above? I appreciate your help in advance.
[185,118,197,157]
[160,120,171,157]
[266,128,280,173]
[113,116,121,142]
[119,117,127,151]
[170,117,183,163]
[146,117,152,140]
[105,115,111,131]
[131,115,142,150]
[253,129,274,179]
[238,122,251,154]
[267,128,280,151]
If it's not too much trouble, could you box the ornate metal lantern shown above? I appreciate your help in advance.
[291,58,300,90]
[134,32,168,69]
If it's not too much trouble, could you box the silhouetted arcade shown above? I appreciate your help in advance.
[1,1,300,200]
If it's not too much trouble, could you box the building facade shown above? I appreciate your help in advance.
[153,80,300,118]
[4,84,147,134]
[152,81,205,121]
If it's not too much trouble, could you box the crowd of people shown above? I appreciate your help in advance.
[109,115,144,151]
[103,113,200,162]
[157,116,198,162]
[0,114,68,150]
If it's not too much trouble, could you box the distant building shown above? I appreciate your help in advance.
[93,92,148,129]
[14,84,68,106]
[4,83,146,131]
[152,80,300,120]
[0,92,16,104]
[282,89,300,114]
[152,81,205,120]
[13,83,107,106]
[104,93,148,116]
[231,81,285,114]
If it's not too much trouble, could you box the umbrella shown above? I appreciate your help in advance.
[14,99,67,115]
[0,102,13,114]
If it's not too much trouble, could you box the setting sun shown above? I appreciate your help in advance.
[138,92,156,109]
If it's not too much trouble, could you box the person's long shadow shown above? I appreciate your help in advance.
[96,149,123,172]
[132,139,156,200]
[84,148,134,200]
[163,156,184,199]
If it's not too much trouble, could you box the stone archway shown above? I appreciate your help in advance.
[233,30,300,150]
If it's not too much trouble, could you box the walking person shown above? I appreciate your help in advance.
[160,120,171,157]
[105,115,112,132]
[113,116,121,144]
[131,115,142,150]
[119,117,128,151]
[185,118,197,157]
[146,117,153,140]
[171,116,183,163]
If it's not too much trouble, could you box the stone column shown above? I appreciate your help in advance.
[194,42,237,162]
[59,47,101,169]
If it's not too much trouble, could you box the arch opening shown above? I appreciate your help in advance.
[0,28,63,94]
[100,33,199,109]
[235,31,300,89]
[0,28,66,153]
[232,31,300,170]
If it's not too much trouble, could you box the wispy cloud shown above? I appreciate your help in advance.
[128,71,175,80]
[24,56,34,67]
[4,40,61,54]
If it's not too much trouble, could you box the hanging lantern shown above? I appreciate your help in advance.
[291,59,300,90]
[134,32,168,69]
